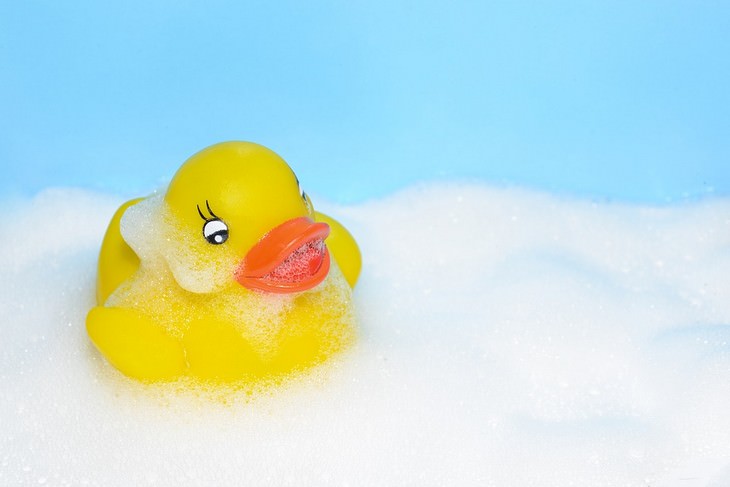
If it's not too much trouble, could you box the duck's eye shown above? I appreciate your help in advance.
[202,219,228,245]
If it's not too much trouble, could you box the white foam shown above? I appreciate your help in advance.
[1,184,730,486]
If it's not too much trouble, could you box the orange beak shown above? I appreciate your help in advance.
[235,217,331,293]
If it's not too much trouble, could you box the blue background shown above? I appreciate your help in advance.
[2,1,728,203]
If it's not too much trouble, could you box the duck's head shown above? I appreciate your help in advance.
[122,141,331,295]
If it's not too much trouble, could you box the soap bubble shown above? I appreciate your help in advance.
[1,184,730,485]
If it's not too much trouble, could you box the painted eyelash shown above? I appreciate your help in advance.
[197,200,220,221]
[295,175,307,198]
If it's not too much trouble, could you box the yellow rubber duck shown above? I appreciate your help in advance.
[86,142,361,383]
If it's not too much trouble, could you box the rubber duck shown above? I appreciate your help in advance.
[86,142,361,383]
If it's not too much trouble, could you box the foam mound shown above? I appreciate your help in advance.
[1,185,730,486]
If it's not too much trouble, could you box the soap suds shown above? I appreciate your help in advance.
[263,239,327,283]
[1,184,729,486]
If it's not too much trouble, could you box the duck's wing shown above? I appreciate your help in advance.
[96,198,143,304]
[87,306,187,381]
[314,211,361,288]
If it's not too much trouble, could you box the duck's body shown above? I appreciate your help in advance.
[86,142,360,383]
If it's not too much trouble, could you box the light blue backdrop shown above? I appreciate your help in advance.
[2,1,728,203]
